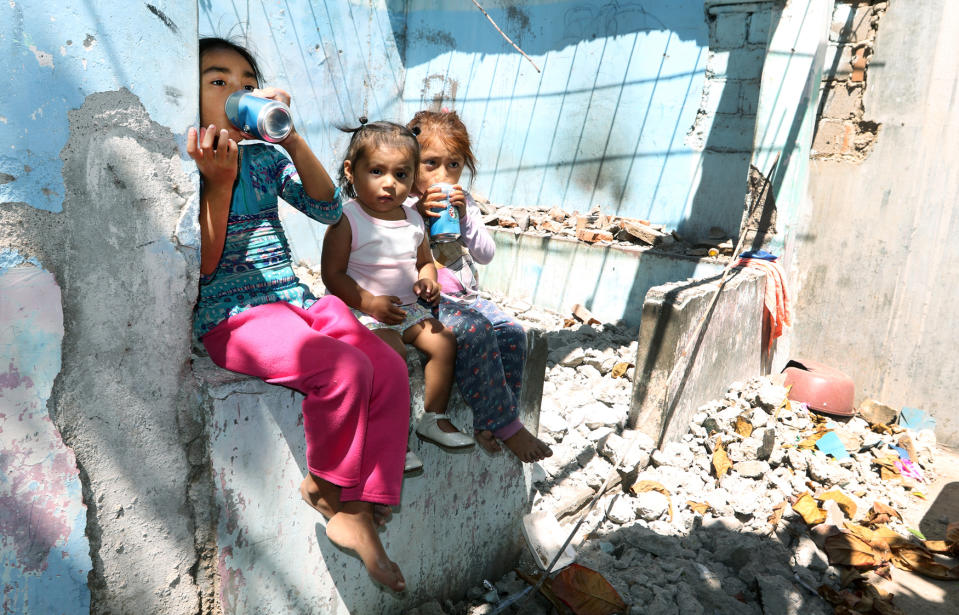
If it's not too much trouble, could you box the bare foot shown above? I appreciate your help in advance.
[326,502,406,592]
[503,427,553,463]
[476,430,502,453]
[300,474,339,519]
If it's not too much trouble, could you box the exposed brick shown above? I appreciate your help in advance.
[820,83,863,120]
[576,228,613,243]
[747,9,774,45]
[713,13,747,49]
[822,44,854,81]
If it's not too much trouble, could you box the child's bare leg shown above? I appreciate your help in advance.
[326,500,406,591]
[300,472,340,519]
[301,473,392,526]
[502,427,553,463]
[373,329,407,359]
[404,319,458,433]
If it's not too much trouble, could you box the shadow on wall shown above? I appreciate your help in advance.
[386,0,717,228]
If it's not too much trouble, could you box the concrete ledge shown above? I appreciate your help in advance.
[478,229,725,327]
[628,269,765,446]
[192,329,546,614]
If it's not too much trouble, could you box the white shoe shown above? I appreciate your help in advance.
[404,450,423,474]
[415,413,475,449]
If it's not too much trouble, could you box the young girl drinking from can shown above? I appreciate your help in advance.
[187,38,408,591]
[406,110,552,463]
[321,120,472,449]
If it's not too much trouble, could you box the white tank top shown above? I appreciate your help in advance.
[342,199,425,305]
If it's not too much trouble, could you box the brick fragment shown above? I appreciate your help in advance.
[620,220,665,245]
[576,228,613,243]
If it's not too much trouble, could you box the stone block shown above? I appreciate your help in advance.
[712,12,747,49]
[195,328,547,613]
[705,114,757,153]
[701,79,742,116]
[747,8,774,45]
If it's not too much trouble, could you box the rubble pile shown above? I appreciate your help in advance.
[474,198,736,257]
[411,294,954,615]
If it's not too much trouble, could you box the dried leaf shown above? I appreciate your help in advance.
[924,540,952,554]
[687,501,711,516]
[889,545,959,580]
[550,563,628,615]
[817,490,857,520]
[631,480,673,522]
[712,438,732,479]
[734,415,753,438]
[798,430,827,449]
[824,532,884,568]
[610,362,631,379]
[514,568,573,615]
[865,502,902,526]
[768,501,787,528]
[793,492,827,526]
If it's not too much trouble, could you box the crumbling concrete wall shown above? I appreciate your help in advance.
[795,0,959,446]
[0,3,206,614]
[628,268,765,445]
[811,1,884,161]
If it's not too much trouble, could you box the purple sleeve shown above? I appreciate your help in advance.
[459,193,495,264]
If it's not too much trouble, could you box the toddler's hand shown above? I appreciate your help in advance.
[414,278,441,305]
[415,186,447,219]
[367,295,406,325]
[187,125,237,187]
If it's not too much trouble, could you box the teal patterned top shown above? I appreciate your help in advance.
[194,143,340,338]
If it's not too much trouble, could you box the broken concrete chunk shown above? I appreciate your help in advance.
[620,219,666,245]
[858,398,899,425]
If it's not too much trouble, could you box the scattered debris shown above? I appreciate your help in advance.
[474,197,730,259]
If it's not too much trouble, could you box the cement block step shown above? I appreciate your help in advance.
[192,328,546,614]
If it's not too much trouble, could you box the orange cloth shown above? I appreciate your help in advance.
[735,258,791,347]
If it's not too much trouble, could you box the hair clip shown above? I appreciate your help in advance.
[441,107,451,113]
[358,116,368,125]
[411,126,421,136]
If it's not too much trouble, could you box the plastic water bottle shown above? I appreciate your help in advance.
[224,92,293,143]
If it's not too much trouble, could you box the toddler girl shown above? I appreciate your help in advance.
[321,120,472,450]
[188,38,408,591]
[406,110,552,463]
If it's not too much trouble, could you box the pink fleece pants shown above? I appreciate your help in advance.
[202,296,409,506]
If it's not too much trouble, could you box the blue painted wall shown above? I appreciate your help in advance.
[400,0,725,232]
[210,0,773,264]
[200,0,407,265]
[2,1,195,212]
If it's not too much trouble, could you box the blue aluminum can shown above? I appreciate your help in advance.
[427,183,460,243]
[224,91,293,143]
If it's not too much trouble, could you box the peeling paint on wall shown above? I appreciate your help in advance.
[0,255,91,615]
